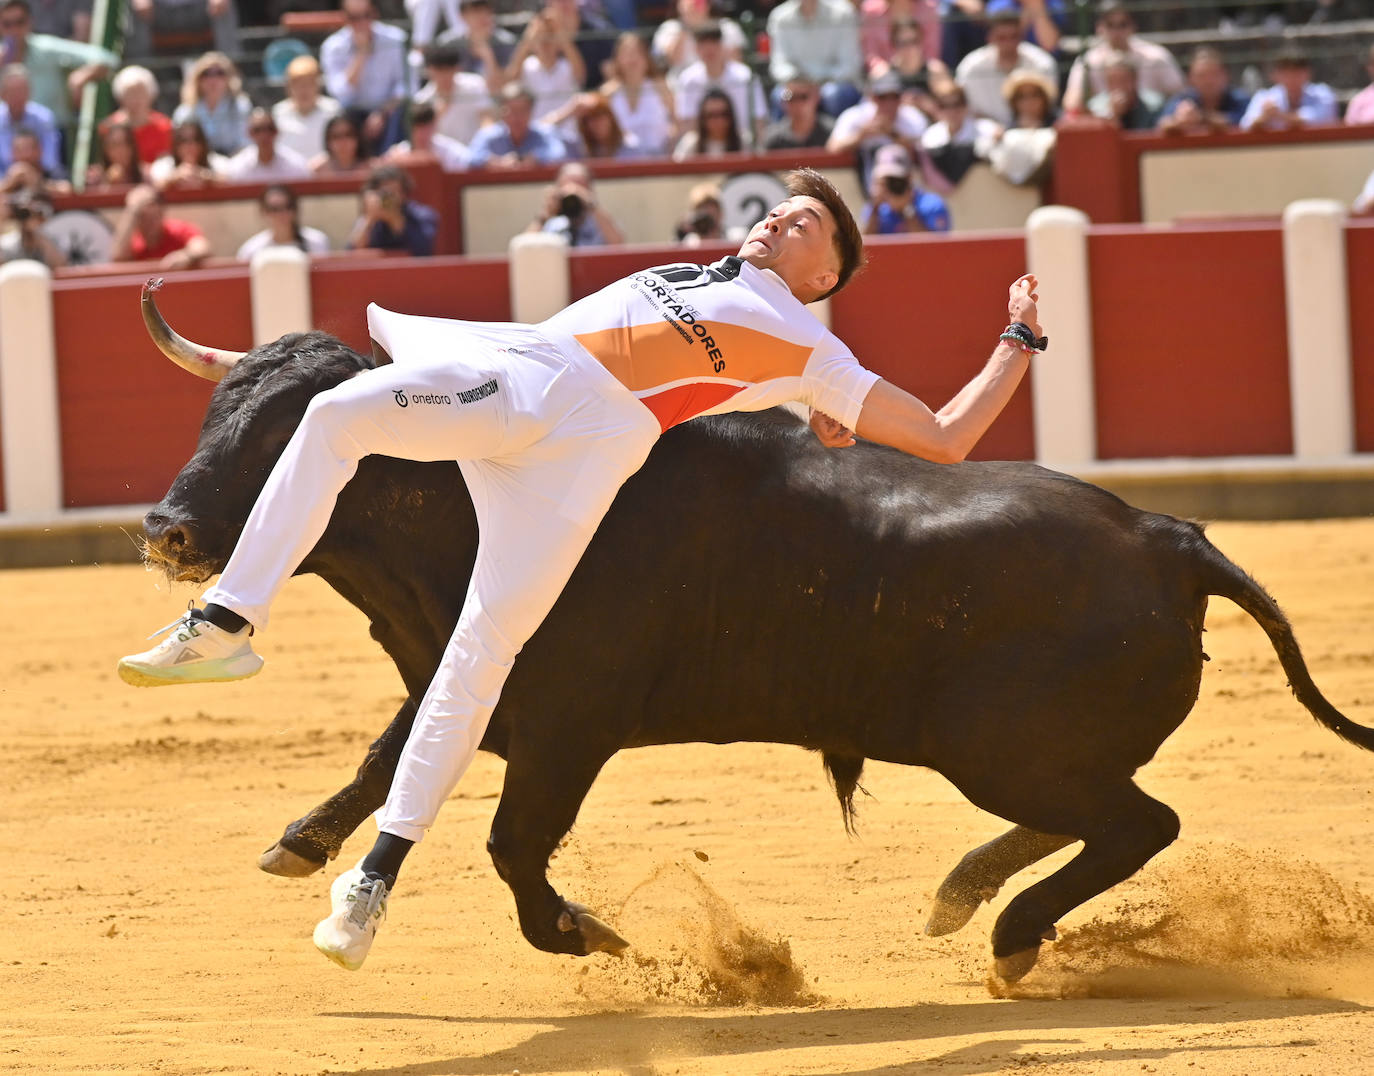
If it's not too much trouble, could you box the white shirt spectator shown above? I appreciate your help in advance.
[386,132,471,170]
[147,151,231,186]
[223,143,312,181]
[321,19,411,111]
[955,41,1058,126]
[607,83,674,157]
[237,226,331,261]
[675,59,768,146]
[830,96,929,155]
[414,72,491,144]
[522,54,580,141]
[766,0,863,86]
[272,95,342,161]
[1064,38,1183,112]
[921,113,1000,156]
[651,17,747,87]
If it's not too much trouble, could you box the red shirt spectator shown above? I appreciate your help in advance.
[110,184,212,269]
[105,65,173,164]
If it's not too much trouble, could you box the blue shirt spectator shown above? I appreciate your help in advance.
[347,164,439,256]
[171,52,252,156]
[0,68,61,175]
[861,143,950,233]
[1239,50,1338,132]
[320,0,411,112]
[467,86,568,169]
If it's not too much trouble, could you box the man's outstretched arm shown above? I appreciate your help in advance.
[853,274,1042,464]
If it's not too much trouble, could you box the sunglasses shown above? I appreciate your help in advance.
[200,67,226,78]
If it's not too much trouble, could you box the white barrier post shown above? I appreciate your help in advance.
[250,245,313,345]
[508,232,570,324]
[0,261,61,519]
[1025,205,1096,468]
[1283,199,1353,460]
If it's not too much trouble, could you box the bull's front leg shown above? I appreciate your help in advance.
[258,698,418,876]
[487,738,628,957]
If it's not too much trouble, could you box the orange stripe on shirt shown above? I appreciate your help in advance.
[575,318,814,397]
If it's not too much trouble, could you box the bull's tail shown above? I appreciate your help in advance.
[822,752,868,836]
[1196,531,1374,752]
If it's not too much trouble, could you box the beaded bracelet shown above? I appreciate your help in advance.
[1001,322,1049,353]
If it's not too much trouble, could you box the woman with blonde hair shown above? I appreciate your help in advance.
[172,51,252,157]
[601,32,675,157]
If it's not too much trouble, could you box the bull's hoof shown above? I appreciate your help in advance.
[993,946,1041,983]
[258,842,327,877]
[924,898,980,937]
[924,886,998,936]
[557,902,630,956]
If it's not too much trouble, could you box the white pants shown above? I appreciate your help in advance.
[203,309,660,842]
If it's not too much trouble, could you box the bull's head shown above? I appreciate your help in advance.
[139,280,373,583]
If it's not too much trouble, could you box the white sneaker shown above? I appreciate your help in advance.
[313,865,389,971]
[117,607,263,687]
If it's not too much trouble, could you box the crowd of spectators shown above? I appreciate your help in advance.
[0,0,1371,267]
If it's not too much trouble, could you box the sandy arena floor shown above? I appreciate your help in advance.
[3,517,1373,1076]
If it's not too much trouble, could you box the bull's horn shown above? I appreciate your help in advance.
[141,277,246,382]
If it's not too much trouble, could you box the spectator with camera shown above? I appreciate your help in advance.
[109,183,212,269]
[525,161,624,246]
[673,180,724,245]
[827,69,932,186]
[345,163,438,256]
[0,187,64,267]
[861,142,950,233]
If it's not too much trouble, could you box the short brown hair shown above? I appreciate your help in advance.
[784,167,864,300]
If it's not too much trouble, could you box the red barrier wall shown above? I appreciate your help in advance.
[52,268,249,508]
[1347,221,1374,455]
[1088,224,1291,459]
[309,255,512,353]
[831,232,1033,461]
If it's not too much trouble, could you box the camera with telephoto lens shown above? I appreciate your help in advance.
[882,174,911,197]
[559,191,585,220]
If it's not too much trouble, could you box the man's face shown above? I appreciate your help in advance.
[0,4,30,39]
[738,195,840,301]
[503,94,532,137]
[696,36,722,64]
[872,89,900,118]
[1189,58,1227,99]
[988,21,1021,58]
[0,72,28,110]
[425,62,457,90]
[782,82,817,119]
[1104,65,1136,99]
[1274,63,1309,96]
[248,116,277,150]
[11,132,38,166]
[135,200,163,236]
[343,0,373,35]
[1098,10,1133,49]
[463,4,492,35]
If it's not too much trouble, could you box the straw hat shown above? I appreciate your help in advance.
[1001,68,1059,107]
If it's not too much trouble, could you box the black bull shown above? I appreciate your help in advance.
[140,321,1374,982]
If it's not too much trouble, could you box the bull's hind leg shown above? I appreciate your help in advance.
[988,782,1180,982]
[486,738,627,957]
[924,826,1076,937]
[259,698,418,876]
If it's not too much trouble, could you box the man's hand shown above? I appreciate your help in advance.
[1008,273,1041,336]
[810,409,856,447]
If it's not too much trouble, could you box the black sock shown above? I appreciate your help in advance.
[201,602,249,633]
[361,832,413,890]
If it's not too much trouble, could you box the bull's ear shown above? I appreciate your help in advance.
[370,338,393,367]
